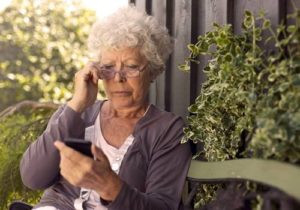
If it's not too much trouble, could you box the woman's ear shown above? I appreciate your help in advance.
[148,68,158,83]
[150,73,155,83]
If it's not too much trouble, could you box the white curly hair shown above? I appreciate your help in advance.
[87,5,173,80]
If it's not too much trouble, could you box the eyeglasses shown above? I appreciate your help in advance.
[92,62,147,80]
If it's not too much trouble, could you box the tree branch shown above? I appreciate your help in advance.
[0,100,59,120]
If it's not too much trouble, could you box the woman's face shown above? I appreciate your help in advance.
[99,47,151,109]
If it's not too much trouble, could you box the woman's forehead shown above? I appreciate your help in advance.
[101,47,145,61]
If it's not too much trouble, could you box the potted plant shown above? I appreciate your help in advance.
[180,9,300,209]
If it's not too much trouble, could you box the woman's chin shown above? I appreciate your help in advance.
[110,97,136,109]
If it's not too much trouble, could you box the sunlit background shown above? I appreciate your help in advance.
[0,0,128,18]
[0,0,129,109]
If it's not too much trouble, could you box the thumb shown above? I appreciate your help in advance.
[91,144,108,161]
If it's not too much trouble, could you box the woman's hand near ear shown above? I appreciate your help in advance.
[67,62,100,113]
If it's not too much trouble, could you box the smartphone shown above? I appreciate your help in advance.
[64,138,93,158]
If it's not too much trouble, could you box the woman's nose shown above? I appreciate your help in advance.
[112,63,126,82]
[114,71,126,82]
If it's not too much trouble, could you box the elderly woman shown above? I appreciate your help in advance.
[20,6,191,210]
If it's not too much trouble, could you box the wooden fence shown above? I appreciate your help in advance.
[129,0,300,119]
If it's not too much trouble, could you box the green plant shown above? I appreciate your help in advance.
[0,102,57,209]
[181,9,300,209]
[0,0,99,111]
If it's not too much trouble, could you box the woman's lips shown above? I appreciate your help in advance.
[112,91,131,96]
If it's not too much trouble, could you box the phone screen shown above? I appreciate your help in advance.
[64,138,93,157]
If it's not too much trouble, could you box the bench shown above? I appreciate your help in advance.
[184,158,300,209]
[10,158,300,210]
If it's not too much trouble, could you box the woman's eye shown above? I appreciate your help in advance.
[126,65,139,70]
[102,65,114,70]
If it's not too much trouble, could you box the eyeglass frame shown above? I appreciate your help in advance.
[92,62,148,80]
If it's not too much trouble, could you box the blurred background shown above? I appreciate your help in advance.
[0,0,127,112]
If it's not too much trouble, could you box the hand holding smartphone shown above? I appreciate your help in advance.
[64,138,93,158]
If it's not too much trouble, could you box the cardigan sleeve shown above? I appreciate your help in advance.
[107,117,192,210]
[20,105,86,190]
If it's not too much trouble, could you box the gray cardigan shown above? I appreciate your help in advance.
[20,100,192,210]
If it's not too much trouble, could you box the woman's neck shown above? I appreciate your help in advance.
[102,101,149,119]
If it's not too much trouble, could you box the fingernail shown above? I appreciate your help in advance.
[54,141,63,148]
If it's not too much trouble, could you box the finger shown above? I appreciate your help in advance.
[60,164,97,189]
[91,144,108,161]
[54,141,87,161]
[89,62,100,82]
[54,140,66,151]
[78,64,94,81]
[60,167,76,185]
[91,61,101,71]
[83,70,93,82]
[91,62,102,79]
[60,153,86,175]
[81,65,98,85]
[58,148,93,180]
[75,69,90,83]
[90,68,99,85]
[60,162,84,186]
[59,153,96,188]
[60,154,74,173]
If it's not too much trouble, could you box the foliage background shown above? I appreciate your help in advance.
[0,0,98,111]
[181,9,300,209]
[0,103,56,208]
[0,0,100,208]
